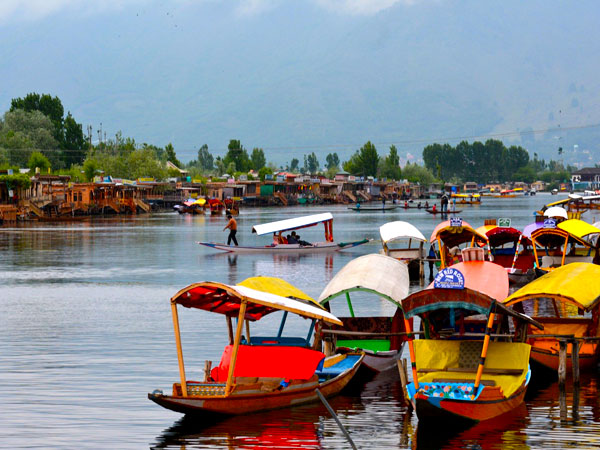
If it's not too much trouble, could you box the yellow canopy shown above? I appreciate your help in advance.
[193,198,206,206]
[237,276,321,308]
[558,219,600,242]
[503,263,600,311]
[544,198,570,208]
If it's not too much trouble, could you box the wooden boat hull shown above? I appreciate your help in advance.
[530,346,599,373]
[197,239,370,253]
[425,208,463,214]
[348,206,399,211]
[148,354,363,416]
[361,350,399,373]
[506,268,535,285]
[414,380,528,425]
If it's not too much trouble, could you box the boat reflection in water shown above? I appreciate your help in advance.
[152,374,410,450]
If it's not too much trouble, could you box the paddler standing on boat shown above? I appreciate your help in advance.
[223,214,238,246]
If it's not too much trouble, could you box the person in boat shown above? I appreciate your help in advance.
[356,202,361,209]
[441,193,449,212]
[427,244,437,280]
[425,201,429,209]
[223,214,238,246]
[287,233,299,244]
[404,201,408,208]
[417,202,421,209]
[432,204,437,212]
[292,231,311,246]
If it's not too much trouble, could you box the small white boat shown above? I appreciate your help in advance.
[198,213,370,253]
[379,221,427,280]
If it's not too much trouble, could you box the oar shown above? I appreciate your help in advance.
[509,234,523,272]
[315,389,357,450]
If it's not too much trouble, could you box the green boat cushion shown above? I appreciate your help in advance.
[337,339,391,353]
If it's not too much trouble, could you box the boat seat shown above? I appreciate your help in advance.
[419,367,523,376]
[315,354,361,381]
[210,344,325,382]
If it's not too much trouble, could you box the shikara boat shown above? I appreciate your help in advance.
[451,193,482,205]
[402,259,541,425]
[529,218,600,276]
[198,213,370,253]
[379,221,427,279]
[503,263,600,373]
[426,208,463,215]
[148,276,364,416]
[430,219,489,269]
[348,205,399,211]
[318,254,410,375]
[475,224,535,285]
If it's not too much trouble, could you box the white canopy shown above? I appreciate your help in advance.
[544,206,568,219]
[318,254,410,306]
[379,221,427,244]
[252,213,333,236]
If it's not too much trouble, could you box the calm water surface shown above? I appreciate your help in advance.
[2,194,600,449]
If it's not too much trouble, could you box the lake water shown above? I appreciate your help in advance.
[1,193,599,449]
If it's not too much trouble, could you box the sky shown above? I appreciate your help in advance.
[1,0,599,166]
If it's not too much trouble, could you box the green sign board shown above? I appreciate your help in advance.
[498,218,511,227]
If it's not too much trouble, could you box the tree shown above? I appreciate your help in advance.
[325,153,340,170]
[402,162,436,185]
[9,93,86,168]
[11,93,64,141]
[214,156,226,175]
[62,112,86,166]
[27,151,51,173]
[197,144,213,171]
[250,148,266,171]
[289,158,299,173]
[258,166,274,181]
[83,158,98,181]
[164,142,181,168]
[344,141,379,177]
[379,145,401,180]
[223,139,250,172]
[303,152,319,174]
[0,109,59,168]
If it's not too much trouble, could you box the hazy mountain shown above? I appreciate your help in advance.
[1,0,599,166]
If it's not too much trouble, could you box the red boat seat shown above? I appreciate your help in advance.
[211,345,325,382]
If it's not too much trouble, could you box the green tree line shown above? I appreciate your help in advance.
[1,92,572,187]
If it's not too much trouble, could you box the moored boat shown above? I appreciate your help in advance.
[318,254,410,375]
[402,260,541,425]
[379,220,427,280]
[198,213,370,253]
[348,205,399,211]
[426,208,463,215]
[475,222,535,285]
[529,218,600,276]
[148,277,364,417]
[503,263,600,374]
[430,219,489,269]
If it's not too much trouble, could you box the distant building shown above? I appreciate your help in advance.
[463,181,478,193]
[571,167,600,190]
[530,180,547,192]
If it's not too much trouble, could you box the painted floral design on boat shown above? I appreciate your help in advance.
[418,382,475,400]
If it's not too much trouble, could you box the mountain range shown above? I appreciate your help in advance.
[0,0,599,167]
